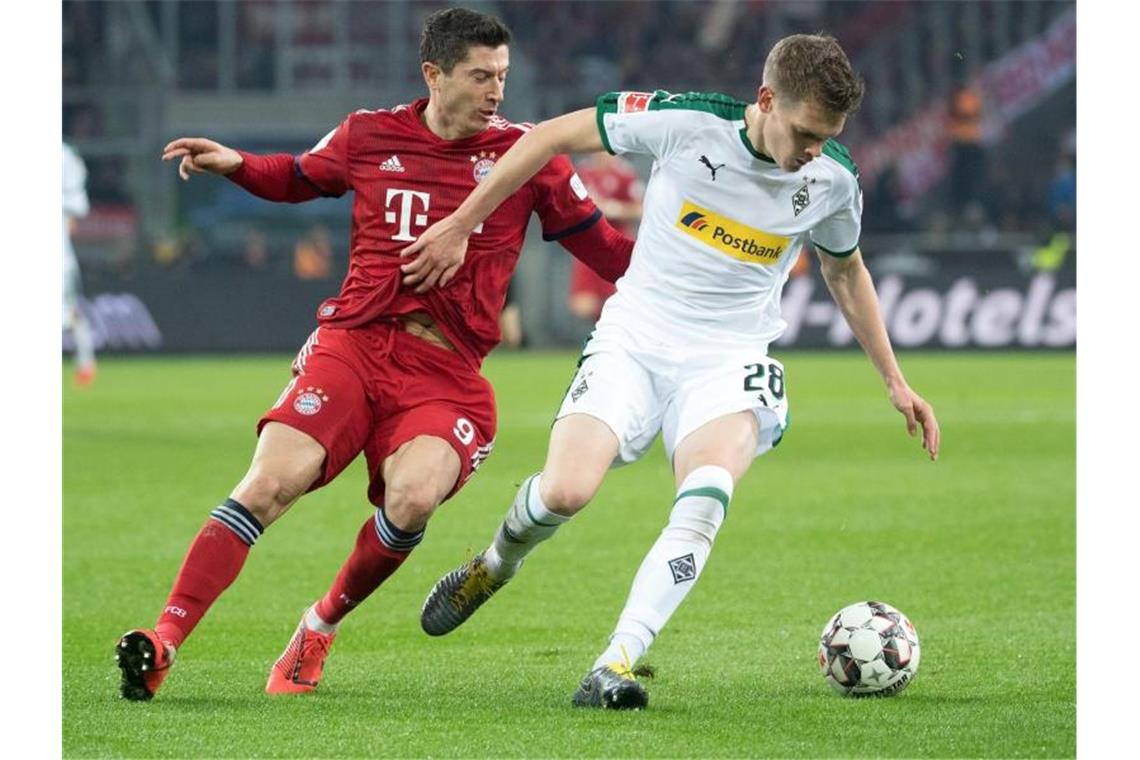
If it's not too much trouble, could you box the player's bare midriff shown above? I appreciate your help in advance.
[399,311,456,352]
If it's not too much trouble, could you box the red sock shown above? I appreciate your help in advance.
[154,500,263,648]
[315,512,420,625]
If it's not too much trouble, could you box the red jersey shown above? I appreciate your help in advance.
[288,99,602,368]
[570,156,644,308]
[575,155,643,238]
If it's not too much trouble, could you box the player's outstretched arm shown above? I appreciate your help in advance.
[818,249,940,460]
[163,138,327,204]
[162,137,243,181]
[400,108,604,293]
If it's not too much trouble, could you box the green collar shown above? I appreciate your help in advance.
[738,125,775,163]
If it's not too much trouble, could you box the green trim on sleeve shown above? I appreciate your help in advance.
[596,89,749,155]
[595,91,622,115]
[596,90,745,117]
[594,95,616,155]
[814,241,859,258]
[822,139,859,178]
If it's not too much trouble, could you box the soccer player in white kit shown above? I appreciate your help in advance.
[408,34,940,709]
[63,142,97,386]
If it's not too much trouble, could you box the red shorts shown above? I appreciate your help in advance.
[259,323,497,507]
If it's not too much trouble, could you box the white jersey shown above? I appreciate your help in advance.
[591,90,862,352]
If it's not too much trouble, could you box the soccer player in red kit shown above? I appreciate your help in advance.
[568,153,644,320]
[114,7,633,701]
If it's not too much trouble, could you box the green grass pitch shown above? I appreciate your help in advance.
[63,351,1074,758]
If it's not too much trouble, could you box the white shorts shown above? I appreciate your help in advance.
[554,338,790,466]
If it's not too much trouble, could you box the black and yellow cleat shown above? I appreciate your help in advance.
[420,552,506,636]
[571,659,652,710]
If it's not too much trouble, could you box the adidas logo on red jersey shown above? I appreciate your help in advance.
[379,155,405,173]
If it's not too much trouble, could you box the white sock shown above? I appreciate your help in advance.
[304,604,339,635]
[482,473,569,580]
[594,624,654,670]
[593,465,733,669]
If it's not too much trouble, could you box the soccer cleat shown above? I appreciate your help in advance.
[571,658,652,710]
[420,552,506,636]
[265,613,337,694]
[116,629,176,701]
[74,366,96,388]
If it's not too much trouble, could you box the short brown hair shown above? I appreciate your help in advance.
[420,8,512,74]
[762,34,864,115]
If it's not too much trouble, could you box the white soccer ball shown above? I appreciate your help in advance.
[818,600,920,697]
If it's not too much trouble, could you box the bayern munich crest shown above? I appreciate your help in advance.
[471,151,497,183]
[293,387,329,416]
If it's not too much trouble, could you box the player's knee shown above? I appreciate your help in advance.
[231,470,305,527]
[537,474,594,516]
[383,480,442,532]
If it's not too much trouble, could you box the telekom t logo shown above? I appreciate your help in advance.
[385,188,429,242]
[384,187,484,242]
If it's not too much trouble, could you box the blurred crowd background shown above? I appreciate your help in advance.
[62,0,1076,351]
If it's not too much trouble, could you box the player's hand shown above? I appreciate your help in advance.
[162,137,243,181]
[399,216,472,293]
[887,379,940,461]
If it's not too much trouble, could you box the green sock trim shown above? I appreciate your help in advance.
[674,486,730,514]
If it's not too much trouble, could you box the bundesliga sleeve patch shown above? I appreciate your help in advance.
[617,91,656,113]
